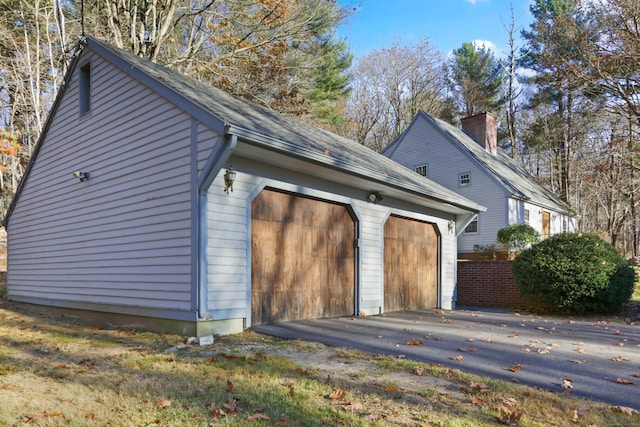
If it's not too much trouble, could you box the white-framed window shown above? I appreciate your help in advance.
[464,215,478,233]
[458,172,471,187]
[415,164,428,177]
[79,62,91,115]
[524,209,530,225]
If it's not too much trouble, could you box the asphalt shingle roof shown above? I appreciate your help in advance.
[87,37,484,213]
[418,112,575,216]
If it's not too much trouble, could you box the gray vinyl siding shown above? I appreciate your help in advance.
[196,123,223,175]
[6,51,197,315]
[203,157,458,323]
[385,117,508,253]
[204,171,254,320]
[357,205,386,310]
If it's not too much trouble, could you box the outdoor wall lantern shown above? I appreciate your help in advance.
[72,171,90,182]
[367,192,383,203]
[224,166,236,194]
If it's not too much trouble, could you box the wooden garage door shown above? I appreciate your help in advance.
[251,189,355,324]
[384,216,438,311]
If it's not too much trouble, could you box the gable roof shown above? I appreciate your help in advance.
[385,111,575,217]
[3,37,485,225]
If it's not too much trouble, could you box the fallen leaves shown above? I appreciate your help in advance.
[282,381,295,397]
[508,363,525,373]
[246,412,269,421]
[460,383,522,425]
[496,408,523,426]
[471,382,492,393]
[407,339,423,345]
[613,405,638,415]
[616,377,636,385]
[25,411,63,422]
[328,389,346,400]
[328,389,365,414]
[155,399,171,409]
[341,401,364,412]
[611,356,630,362]
[561,376,573,393]
[449,355,464,361]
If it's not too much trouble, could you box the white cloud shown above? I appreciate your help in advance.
[472,39,498,53]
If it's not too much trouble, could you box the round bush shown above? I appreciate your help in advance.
[511,233,635,314]
[497,224,540,255]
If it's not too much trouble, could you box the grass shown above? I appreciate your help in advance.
[1,279,640,426]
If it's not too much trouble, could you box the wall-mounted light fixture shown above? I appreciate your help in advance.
[72,171,90,182]
[448,219,455,234]
[224,166,236,194]
[367,192,383,203]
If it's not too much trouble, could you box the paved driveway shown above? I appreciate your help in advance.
[254,308,640,410]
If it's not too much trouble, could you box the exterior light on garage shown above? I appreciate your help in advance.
[72,171,90,182]
[224,166,236,194]
[367,192,383,203]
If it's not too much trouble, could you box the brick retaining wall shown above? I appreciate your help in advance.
[456,260,524,308]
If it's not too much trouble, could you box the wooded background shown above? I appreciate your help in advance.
[1,0,639,258]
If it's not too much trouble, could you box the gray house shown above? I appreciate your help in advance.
[2,38,484,336]
[383,111,577,257]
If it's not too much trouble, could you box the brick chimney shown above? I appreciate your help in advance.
[461,112,497,155]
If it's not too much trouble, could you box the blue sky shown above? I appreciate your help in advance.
[337,0,534,58]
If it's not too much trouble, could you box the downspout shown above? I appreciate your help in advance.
[197,134,238,319]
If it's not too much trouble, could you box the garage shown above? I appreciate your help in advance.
[384,215,439,312]
[251,189,355,324]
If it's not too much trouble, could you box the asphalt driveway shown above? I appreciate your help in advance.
[253,308,640,410]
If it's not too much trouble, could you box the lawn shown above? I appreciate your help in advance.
[1,279,639,426]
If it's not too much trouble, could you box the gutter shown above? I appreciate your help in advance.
[227,125,485,215]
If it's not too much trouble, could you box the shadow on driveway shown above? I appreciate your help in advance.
[253,308,640,410]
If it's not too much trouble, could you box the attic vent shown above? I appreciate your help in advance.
[80,62,91,115]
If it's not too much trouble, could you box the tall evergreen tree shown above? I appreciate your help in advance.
[446,42,504,118]
[304,36,353,129]
[519,0,590,204]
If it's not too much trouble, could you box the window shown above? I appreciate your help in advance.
[563,219,567,232]
[524,209,530,224]
[464,215,478,233]
[415,165,428,177]
[458,172,471,187]
[79,62,91,115]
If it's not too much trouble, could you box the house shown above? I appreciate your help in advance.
[382,111,577,258]
[2,37,485,336]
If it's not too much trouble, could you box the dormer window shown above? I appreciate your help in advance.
[79,62,91,115]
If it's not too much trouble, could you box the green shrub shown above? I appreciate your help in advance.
[497,224,540,255]
[511,233,636,314]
